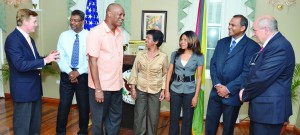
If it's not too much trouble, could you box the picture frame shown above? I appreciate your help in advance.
[141,10,167,42]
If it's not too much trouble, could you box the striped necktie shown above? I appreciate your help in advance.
[228,40,236,54]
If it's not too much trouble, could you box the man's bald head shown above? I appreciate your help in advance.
[106,3,123,14]
[104,3,125,30]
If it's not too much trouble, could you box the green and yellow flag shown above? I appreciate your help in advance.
[192,0,206,135]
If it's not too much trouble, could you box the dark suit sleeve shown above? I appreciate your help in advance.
[242,45,287,101]
[210,40,221,87]
[5,36,44,72]
[226,41,259,95]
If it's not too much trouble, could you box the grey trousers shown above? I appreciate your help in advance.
[89,88,123,135]
[13,97,42,135]
[133,89,161,135]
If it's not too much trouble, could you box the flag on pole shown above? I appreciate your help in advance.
[84,0,99,31]
[192,0,206,135]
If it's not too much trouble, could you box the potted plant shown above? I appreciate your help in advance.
[291,63,300,102]
[0,60,58,84]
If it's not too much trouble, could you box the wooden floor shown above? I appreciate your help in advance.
[0,98,298,135]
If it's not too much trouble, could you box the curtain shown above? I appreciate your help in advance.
[0,29,4,97]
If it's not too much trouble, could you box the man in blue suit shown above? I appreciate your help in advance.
[206,15,260,135]
[4,9,59,135]
[240,15,295,135]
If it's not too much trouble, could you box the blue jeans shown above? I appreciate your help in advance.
[169,90,195,135]
[56,73,89,135]
[89,88,123,135]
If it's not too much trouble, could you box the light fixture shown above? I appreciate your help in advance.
[31,0,39,10]
[268,0,297,10]
[5,0,28,8]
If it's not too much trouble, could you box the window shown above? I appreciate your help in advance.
[205,0,223,78]
[205,0,251,79]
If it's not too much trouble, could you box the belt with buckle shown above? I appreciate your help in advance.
[175,74,195,82]
[70,67,78,71]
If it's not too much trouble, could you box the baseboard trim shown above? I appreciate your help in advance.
[4,93,73,106]
[4,93,11,99]
[294,126,300,135]
[158,111,300,134]
[42,97,60,104]
[4,93,300,134]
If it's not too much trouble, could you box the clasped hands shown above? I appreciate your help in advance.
[69,70,79,84]
[216,84,229,98]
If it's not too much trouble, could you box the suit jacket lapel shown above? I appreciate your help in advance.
[185,53,197,67]
[176,55,184,68]
[255,32,282,62]
[30,37,39,59]
[14,29,36,59]
[264,32,282,50]
[226,36,247,60]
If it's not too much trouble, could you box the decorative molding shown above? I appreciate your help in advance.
[0,0,7,32]
[115,0,131,34]
[245,0,256,22]
[67,0,76,17]
[178,0,192,32]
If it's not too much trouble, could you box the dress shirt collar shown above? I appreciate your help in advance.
[262,31,278,48]
[102,21,121,35]
[142,49,162,57]
[231,34,245,45]
[16,26,30,39]
[70,29,86,36]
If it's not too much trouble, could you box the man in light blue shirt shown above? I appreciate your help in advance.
[56,10,89,135]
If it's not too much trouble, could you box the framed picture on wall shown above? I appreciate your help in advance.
[141,10,167,42]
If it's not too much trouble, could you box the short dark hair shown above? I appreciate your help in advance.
[146,30,164,47]
[233,14,248,32]
[71,10,85,21]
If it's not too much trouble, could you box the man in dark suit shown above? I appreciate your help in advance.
[4,9,59,135]
[240,15,295,135]
[206,15,260,135]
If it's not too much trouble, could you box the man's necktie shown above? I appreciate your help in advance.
[26,36,36,58]
[71,34,79,67]
[259,47,264,53]
[228,40,236,54]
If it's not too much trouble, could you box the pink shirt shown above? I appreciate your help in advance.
[86,21,123,91]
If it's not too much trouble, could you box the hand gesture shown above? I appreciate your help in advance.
[45,50,60,63]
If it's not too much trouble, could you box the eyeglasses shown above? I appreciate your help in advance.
[70,19,82,22]
[249,52,260,66]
